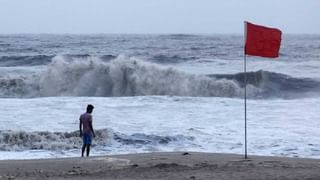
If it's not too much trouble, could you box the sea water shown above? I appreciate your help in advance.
[0,34,319,160]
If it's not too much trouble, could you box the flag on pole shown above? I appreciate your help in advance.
[245,21,282,58]
[243,22,282,159]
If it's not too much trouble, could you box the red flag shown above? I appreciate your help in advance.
[245,22,282,58]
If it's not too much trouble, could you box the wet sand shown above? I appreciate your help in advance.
[1,152,320,180]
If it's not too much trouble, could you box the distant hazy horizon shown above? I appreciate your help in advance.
[0,0,319,34]
[0,32,320,36]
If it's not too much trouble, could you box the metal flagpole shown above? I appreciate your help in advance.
[244,54,247,159]
[244,21,248,159]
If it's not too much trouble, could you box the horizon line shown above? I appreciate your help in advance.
[0,32,319,36]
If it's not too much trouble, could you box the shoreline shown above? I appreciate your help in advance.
[1,152,320,179]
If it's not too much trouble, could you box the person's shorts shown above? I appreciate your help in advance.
[82,133,92,145]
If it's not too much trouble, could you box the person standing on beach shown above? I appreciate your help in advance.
[79,104,96,157]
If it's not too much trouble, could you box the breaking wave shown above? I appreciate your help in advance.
[0,54,116,67]
[0,129,193,151]
[0,55,243,98]
[0,55,319,99]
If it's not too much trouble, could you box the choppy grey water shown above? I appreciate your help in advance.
[0,34,319,159]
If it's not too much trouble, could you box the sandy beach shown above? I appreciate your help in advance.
[1,152,320,180]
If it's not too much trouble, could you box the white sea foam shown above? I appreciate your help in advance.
[0,96,320,160]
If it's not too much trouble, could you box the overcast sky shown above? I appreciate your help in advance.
[0,0,318,34]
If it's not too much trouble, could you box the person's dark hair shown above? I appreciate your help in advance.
[86,104,94,113]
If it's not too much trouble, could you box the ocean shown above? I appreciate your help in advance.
[0,34,319,160]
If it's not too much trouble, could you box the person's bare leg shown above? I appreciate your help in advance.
[86,144,91,157]
[81,144,86,157]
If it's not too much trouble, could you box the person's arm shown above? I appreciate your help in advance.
[89,118,95,138]
[79,118,83,137]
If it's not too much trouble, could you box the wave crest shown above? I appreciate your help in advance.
[39,55,243,97]
[0,129,193,151]
[0,55,318,98]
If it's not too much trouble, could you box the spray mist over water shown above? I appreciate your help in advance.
[0,55,243,98]
[1,55,318,98]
